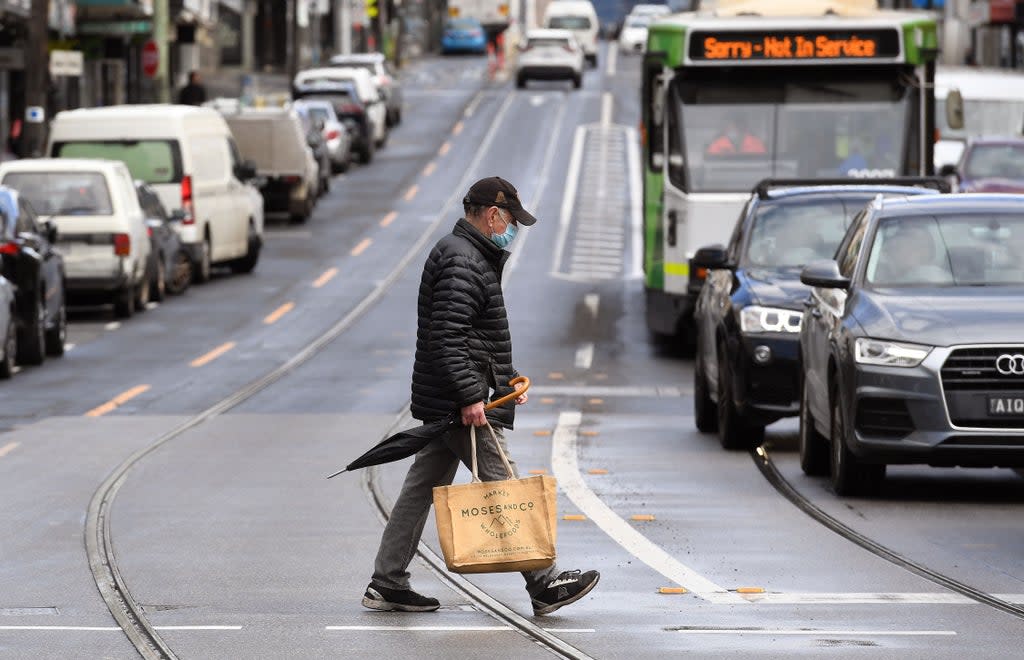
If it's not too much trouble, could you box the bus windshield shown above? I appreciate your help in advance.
[674,77,912,193]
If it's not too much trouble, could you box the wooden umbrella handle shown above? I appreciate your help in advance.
[484,376,530,410]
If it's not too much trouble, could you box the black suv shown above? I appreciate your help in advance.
[0,186,67,365]
[692,178,947,450]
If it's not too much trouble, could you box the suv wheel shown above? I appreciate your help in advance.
[194,238,212,284]
[359,139,375,164]
[151,254,167,302]
[230,224,261,274]
[44,298,66,357]
[798,380,829,476]
[167,251,192,295]
[134,269,151,312]
[829,384,885,495]
[0,314,16,378]
[693,350,718,433]
[716,346,764,450]
[114,286,135,319]
[16,295,46,365]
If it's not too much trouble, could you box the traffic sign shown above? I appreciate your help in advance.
[50,50,84,77]
[142,40,159,78]
[25,106,45,124]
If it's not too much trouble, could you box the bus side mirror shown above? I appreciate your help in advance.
[945,89,964,130]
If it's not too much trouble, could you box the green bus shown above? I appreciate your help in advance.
[640,0,939,340]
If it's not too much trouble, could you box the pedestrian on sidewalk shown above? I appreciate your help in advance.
[362,177,600,616]
[178,71,207,106]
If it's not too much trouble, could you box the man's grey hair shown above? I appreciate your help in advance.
[463,203,488,219]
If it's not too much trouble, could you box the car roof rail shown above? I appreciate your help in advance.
[753,177,952,199]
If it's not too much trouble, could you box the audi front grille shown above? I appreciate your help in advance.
[941,347,1024,428]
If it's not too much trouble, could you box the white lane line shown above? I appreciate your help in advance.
[507,91,567,276]
[574,342,594,369]
[626,127,644,280]
[606,45,618,77]
[583,293,600,319]
[153,626,243,631]
[464,94,482,117]
[672,629,957,636]
[551,411,743,602]
[104,322,120,331]
[550,125,586,277]
[0,626,121,631]
[600,92,613,128]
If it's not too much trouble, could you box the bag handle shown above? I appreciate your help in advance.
[469,423,516,483]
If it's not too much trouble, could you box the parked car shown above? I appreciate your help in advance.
[294,109,334,197]
[516,29,585,90]
[440,17,488,56]
[0,185,67,363]
[223,108,319,224]
[0,160,148,320]
[292,99,352,173]
[135,181,191,298]
[293,72,382,164]
[328,52,403,126]
[293,68,388,155]
[47,105,264,284]
[799,194,1024,495]
[692,178,947,450]
[940,138,1024,193]
[0,274,14,378]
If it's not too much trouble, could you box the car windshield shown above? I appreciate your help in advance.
[548,16,591,29]
[52,139,182,184]
[963,144,1024,180]
[3,171,114,216]
[744,198,856,268]
[866,213,1024,287]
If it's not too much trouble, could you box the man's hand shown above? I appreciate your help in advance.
[461,401,487,427]
[514,382,528,406]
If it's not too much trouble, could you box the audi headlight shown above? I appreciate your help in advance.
[739,306,803,334]
[854,338,931,368]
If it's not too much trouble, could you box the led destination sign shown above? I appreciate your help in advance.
[689,29,901,62]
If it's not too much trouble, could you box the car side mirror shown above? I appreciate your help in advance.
[938,163,959,179]
[800,260,850,290]
[692,244,730,270]
[235,160,258,181]
[945,89,964,130]
[168,209,188,223]
[43,221,58,244]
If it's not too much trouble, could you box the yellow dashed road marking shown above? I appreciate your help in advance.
[190,341,237,367]
[351,238,372,256]
[85,385,151,417]
[313,267,338,288]
[264,302,295,325]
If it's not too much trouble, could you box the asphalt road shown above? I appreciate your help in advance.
[0,48,1022,660]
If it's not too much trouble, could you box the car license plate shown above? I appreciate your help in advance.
[987,396,1024,416]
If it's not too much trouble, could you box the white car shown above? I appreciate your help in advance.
[516,30,585,90]
[618,14,651,54]
[293,68,388,149]
[327,52,403,126]
[292,99,353,173]
[0,159,152,318]
[543,0,599,67]
[47,105,263,283]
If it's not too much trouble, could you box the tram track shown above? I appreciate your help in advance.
[363,412,594,660]
[82,87,522,659]
[751,443,1024,622]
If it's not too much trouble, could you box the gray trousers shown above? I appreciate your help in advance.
[372,424,559,597]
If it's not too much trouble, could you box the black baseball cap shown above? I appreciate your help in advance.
[463,176,537,226]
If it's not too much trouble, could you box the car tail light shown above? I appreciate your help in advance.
[283,175,301,184]
[325,129,340,140]
[181,174,195,225]
[113,233,131,257]
[0,242,18,255]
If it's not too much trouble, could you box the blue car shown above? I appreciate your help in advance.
[441,18,488,54]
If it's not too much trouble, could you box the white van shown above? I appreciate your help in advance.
[935,66,1024,169]
[543,0,599,67]
[0,159,152,318]
[47,105,263,283]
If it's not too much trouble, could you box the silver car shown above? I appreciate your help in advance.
[292,99,353,173]
[0,275,15,378]
[328,52,403,126]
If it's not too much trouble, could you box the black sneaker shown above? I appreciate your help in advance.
[361,584,440,612]
[531,569,600,616]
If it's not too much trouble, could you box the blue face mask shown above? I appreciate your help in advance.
[490,218,518,249]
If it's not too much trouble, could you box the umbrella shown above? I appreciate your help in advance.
[327,376,530,479]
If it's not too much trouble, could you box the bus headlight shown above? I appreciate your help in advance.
[740,306,802,334]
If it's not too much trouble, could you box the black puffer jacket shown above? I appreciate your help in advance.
[411,219,519,429]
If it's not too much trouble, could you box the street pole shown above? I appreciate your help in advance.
[287,0,299,80]
[154,0,171,103]
[23,0,49,157]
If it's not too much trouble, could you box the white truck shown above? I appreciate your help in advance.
[447,0,511,37]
